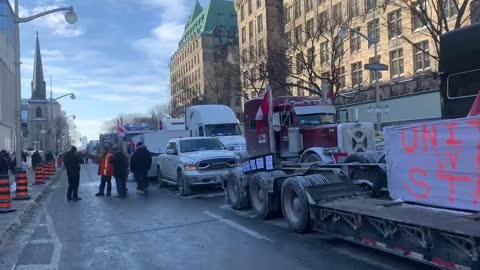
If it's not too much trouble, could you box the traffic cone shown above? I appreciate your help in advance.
[34,164,45,185]
[0,173,16,213]
[42,163,50,181]
[13,168,31,200]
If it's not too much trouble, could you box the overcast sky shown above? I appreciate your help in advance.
[15,0,210,141]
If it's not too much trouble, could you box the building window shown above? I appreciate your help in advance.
[35,107,42,118]
[369,56,382,83]
[365,0,376,13]
[444,0,458,17]
[320,41,329,64]
[337,67,346,88]
[250,45,255,60]
[296,53,304,72]
[241,27,246,43]
[350,28,361,53]
[414,41,430,71]
[258,39,265,56]
[349,0,360,18]
[213,36,221,45]
[411,1,426,31]
[307,47,316,66]
[294,0,301,19]
[248,0,252,14]
[242,49,248,64]
[388,10,403,39]
[306,18,314,39]
[285,5,292,23]
[285,31,292,45]
[295,25,303,44]
[318,0,326,5]
[367,19,380,47]
[257,0,262,9]
[257,14,263,32]
[249,20,254,40]
[240,4,245,21]
[351,62,363,87]
[390,48,404,77]
[317,11,327,32]
[333,3,342,25]
[305,0,314,12]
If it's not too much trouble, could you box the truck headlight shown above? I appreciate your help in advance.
[184,163,197,171]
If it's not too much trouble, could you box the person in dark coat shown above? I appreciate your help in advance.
[64,146,82,201]
[111,145,129,198]
[32,151,42,170]
[0,150,9,174]
[130,142,152,194]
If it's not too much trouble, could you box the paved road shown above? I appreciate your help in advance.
[0,164,434,270]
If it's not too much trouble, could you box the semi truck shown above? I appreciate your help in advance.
[222,24,480,269]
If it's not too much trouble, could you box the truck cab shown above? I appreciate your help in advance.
[244,96,375,163]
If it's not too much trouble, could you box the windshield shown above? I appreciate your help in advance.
[297,114,336,126]
[204,124,241,136]
[179,139,225,153]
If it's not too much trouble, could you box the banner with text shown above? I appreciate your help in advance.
[384,116,480,211]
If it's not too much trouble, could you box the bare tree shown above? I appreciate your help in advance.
[101,113,142,133]
[149,103,172,130]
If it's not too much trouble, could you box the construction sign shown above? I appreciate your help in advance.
[384,115,480,211]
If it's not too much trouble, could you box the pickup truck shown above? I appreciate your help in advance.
[156,137,238,196]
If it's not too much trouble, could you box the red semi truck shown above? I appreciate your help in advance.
[222,25,480,270]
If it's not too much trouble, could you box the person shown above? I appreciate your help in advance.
[111,145,129,198]
[32,151,42,170]
[64,146,82,201]
[0,150,9,174]
[130,142,152,194]
[8,152,16,174]
[95,146,113,197]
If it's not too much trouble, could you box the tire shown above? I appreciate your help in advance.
[177,171,192,196]
[227,175,249,210]
[344,153,387,197]
[281,175,328,233]
[301,153,322,163]
[157,166,168,188]
[249,171,285,219]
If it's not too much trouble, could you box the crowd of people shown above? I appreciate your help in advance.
[0,150,30,175]
[64,142,152,201]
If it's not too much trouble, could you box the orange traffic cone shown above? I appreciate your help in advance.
[42,163,50,181]
[0,173,16,213]
[34,165,45,185]
[13,169,31,200]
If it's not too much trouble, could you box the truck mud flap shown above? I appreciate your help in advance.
[304,182,364,205]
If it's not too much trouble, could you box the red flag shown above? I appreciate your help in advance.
[117,119,126,135]
[468,90,480,117]
[255,85,271,133]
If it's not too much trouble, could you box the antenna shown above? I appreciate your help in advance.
[50,74,53,100]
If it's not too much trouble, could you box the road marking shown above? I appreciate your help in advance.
[28,239,54,244]
[203,211,273,242]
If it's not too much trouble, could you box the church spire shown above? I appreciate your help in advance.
[31,31,46,100]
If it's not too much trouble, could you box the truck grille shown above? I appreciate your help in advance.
[198,158,236,171]
[352,130,368,152]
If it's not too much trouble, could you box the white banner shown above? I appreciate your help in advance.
[384,116,480,211]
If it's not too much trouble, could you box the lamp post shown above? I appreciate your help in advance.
[13,1,78,168]
[47,90,76,153]
[338,15,386,132]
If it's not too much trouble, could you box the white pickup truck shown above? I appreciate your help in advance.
[156,137,238,196]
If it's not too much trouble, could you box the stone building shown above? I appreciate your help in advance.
[170,0,242,119]
[0,0,16,151]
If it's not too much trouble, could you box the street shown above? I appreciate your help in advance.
[0,164,433,270]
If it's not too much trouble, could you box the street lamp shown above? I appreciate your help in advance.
[65,115,76,120]
[13,1,78,167]
[47,90,76,152]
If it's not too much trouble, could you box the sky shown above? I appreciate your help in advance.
[14,0,211,141]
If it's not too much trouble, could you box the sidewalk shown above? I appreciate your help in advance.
[0,167,63,239]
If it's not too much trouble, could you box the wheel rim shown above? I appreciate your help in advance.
[284,187,302,223]
[251,180,265,211]
[228,178,239,204]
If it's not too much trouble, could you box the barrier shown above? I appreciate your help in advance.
[13,169,31,200]
[0,173,16,213]
[34,165,45,185]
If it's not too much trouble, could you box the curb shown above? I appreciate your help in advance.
[0,168,64,240]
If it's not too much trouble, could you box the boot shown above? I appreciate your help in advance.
[95,192,104,197]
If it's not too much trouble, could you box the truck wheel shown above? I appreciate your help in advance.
[177,172,192,196]
[344,153,387,197]
[227,176,247,210]
[157,166,168,188]
[301,153,321,163]
[249,172,279,219]
[281,175,327,233]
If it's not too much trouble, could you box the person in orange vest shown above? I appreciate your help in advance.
[95,145,113,197]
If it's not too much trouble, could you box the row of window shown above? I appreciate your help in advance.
[171,53,201,83]
[241,38,265,64]
[171,39,200,68]
[240,14,264,44]
[172,70,202,95]
[239,0,263,22]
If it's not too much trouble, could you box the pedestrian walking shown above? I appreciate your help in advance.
[64,146,82,201]
[111,145,129,198]
[130,142,152,194]
[31,151,42,171]
[0,150,9,174]
[95,146,113,197]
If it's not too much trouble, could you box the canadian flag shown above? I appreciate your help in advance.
[117,118,126,136]
[255,84,271,133]
[468,90,480,117]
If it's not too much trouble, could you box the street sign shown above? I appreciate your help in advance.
[364,63,388,71]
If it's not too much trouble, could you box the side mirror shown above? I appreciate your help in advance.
[166,149,177,155]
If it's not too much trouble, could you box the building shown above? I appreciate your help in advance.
[170,0,242,119]
[27,33,63,152]
[0,0,16,151]
[235,0,478,127]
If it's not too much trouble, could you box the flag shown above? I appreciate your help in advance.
[468,90,480,117]
[255,84,271,133]
[117,118,126,136]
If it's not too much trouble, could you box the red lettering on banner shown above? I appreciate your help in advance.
[467,119,480,205]
[446,123,462,146]
[406,167,430,199]
[436,172,471,204]
[422,125,438,152]
[401,128,418,153]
